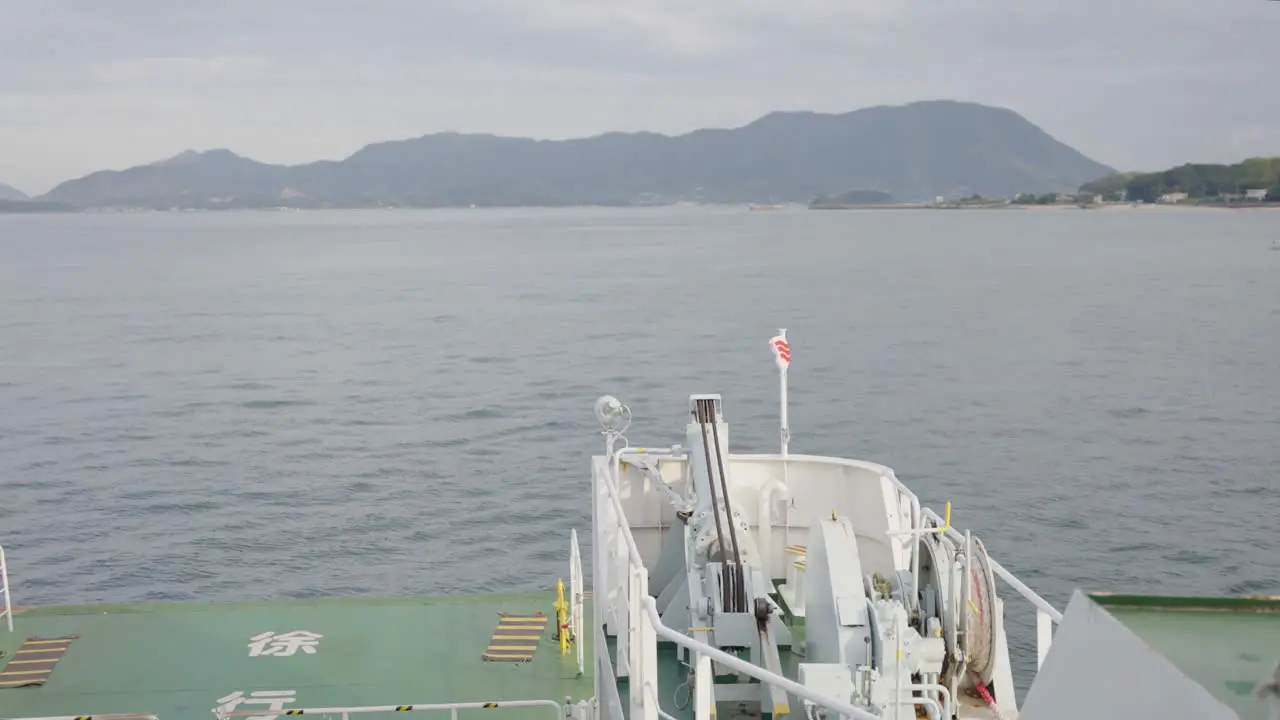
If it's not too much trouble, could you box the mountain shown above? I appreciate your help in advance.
[41,100,1113,208]
[0,182,28,202]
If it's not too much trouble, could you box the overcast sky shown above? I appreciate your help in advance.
[1,0,1277,194]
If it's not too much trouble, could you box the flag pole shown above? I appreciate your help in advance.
[769,329,791,457]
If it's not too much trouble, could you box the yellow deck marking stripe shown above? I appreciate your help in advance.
[483,611,547,662]
[0,635,78,689]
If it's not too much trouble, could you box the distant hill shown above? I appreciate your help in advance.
[41,100,1114,208]
[0,182,28,202]
[1081,157,1280,203]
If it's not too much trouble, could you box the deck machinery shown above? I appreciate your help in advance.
[646,395,795,715]
[638,394,1005,719]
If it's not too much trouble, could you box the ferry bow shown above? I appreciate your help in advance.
[586,330,1060,719]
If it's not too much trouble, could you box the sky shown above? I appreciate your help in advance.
[1,0,1278,195]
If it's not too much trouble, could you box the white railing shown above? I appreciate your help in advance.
[215,700,561,720]
[1,543,12,632]
[569,528,585,676]
[594,448,882,720]
[921,507,1063,668]
[4,716,159,720]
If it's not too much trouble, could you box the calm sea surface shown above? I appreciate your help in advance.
[1,206,1277,686]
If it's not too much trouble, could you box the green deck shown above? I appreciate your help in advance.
[1090,592,1280,718]
[0,593,592,720]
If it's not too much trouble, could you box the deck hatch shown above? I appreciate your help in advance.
[481,612,547,662]
[0,635,79,688]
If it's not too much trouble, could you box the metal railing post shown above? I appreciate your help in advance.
[0,544,12,632]
[1036,609,1053,668]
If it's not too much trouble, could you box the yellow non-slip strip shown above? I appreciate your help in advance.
[483,613,546,661]
[0,635,78,689]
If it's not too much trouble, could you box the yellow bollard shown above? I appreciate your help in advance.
[554,578,570,656]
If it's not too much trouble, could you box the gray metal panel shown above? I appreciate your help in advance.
[1020,590,1237,720]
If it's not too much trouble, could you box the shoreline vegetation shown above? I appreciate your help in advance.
[4,157,1278,215]
[808,156,1280,211]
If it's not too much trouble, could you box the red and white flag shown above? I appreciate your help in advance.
[769,332,791,371]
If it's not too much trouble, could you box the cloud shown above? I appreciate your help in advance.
[0,0,1277,193]
[87,55,271,84]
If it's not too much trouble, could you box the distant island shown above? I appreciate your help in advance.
[809,190,897,209]
[1078,157,1280,205]
[1,100,1115,212]
[809,156,1280,210]
[0,199,74,213]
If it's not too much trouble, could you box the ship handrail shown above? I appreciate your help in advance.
[596,448,881,720]
[213,699,560,720]
[0,543,12,632]
[4,715,159,720]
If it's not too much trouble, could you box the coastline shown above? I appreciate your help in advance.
[808,202,1280,212]
[4,200,1279,215]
